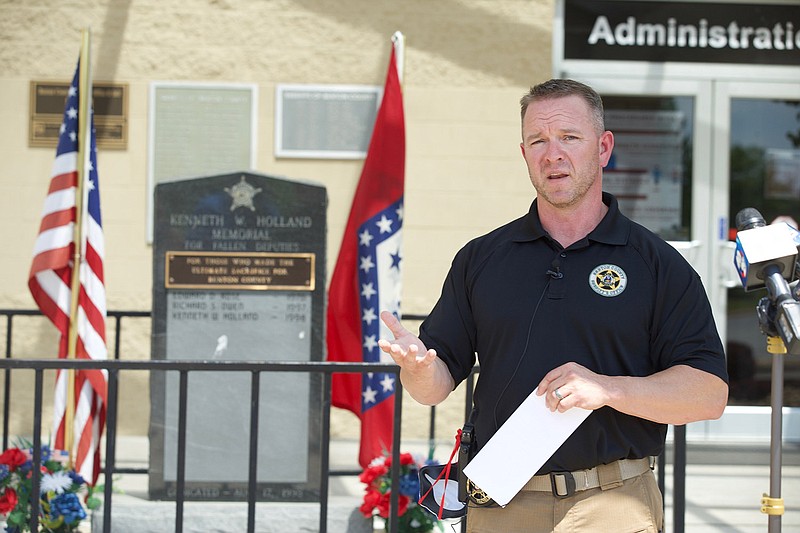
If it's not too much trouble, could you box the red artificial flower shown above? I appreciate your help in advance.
[360,451,420,522]
[359,488,382,517]
[0,448,26,471]
[384,452,414,468]
[376,492,410,518]
[0,488,18,514]
[358,462,388,486]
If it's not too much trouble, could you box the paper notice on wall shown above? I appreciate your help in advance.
[603,110,686,238]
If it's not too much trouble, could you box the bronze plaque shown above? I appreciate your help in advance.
[29,81,128,149]
[166,251,315,291]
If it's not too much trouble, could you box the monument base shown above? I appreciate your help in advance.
[90,498,371,533]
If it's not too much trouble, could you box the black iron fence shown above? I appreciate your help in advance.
[0,309,688,532]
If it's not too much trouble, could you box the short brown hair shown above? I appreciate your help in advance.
[520,79,605,134]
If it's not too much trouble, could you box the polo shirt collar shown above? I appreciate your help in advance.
[590,192,629,245]
[514,192,629,246]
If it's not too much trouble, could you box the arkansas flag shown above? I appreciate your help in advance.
[327,39,405,468]
[28,58,108,484]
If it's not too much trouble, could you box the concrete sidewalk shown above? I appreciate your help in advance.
[95,437,800,532]
[660,442,800,532]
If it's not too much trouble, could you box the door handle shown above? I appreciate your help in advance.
[668,240,701,262]
[669,240,701,250]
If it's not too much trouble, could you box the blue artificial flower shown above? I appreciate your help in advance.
[49,492,87,525]
[0,464,9,482]
[68,470,85,486]
[398,471,420,498]
[40,445,51,463]
[23,445,51,469]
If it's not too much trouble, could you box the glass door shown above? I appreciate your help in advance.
[578,77,715,300]
[714,81,800,406]
[577,76,800,408]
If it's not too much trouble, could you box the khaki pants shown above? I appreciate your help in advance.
[466,469,663,533]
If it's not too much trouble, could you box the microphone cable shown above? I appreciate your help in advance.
[491,271,554,433]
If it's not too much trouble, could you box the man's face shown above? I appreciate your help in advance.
[520,95,613,209]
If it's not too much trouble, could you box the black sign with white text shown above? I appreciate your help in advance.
[564,0,800,65]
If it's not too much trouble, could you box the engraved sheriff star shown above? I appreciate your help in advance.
[224,176,262,211]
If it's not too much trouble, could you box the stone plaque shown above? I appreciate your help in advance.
[275,84,380,159]
[147,82,256,242]
[149,171,326,501]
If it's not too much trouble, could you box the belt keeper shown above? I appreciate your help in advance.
[549,471,576,498]
[597,461,624,491]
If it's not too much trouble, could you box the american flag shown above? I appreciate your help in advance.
[28,59,107,484]
[327,40,405,468]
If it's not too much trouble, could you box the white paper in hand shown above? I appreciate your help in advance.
[462,388,591,506]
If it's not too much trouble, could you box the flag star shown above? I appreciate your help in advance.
[69,131,77,142]
[66,107,78,120]
[363,334,378,352]
[59,123,66,135]
[359,255,375,273]
[376,215,393,234]
[362,307,377,325]
[362,386,377,404]
[359,229,374,247]
[86,178,96,191]
[68,86,77,97]
[396,204,404,221]
[361,282,377,299]
[380,374,395,393]
[390,249,402,270]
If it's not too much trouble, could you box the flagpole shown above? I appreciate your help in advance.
[391,31,404,86]
[65,28,92,466]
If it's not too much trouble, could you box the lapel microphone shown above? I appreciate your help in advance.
[546,258,563,279]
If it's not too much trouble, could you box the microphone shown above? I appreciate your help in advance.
[546,259,563,279]
[733,208,798,291]
[735,207,766,232]
[733,207,800,355]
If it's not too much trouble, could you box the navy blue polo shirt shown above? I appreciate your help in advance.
[419,192,728,473]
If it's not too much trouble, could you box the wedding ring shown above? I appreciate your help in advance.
[554,388,564,401]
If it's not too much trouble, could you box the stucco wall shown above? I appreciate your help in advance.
[0,0,554,441]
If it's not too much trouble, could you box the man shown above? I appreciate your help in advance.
[378,79,728,532]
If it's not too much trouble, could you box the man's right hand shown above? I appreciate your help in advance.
[378,310,438,369]
[378,311,454,405]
